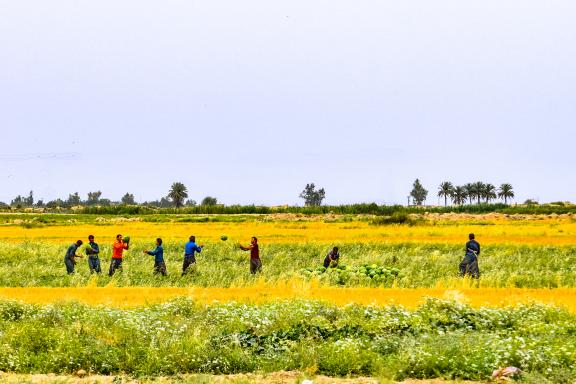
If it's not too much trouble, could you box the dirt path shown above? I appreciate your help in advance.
[0,371,483,383]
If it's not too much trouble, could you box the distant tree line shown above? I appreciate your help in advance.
[2,179,570,215]
[408,179,515,206]
[3,182,219,209]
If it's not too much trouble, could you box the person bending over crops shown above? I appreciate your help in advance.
[323,247,340,268]
[239,236,262,274]
[109,234,129,277]
[144,238,167,276]
[86,235,101,274]
[64,240,83,275]
[460,233,480,278]
[182,236,203,276]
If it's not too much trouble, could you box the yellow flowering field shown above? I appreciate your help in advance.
[2,285,576,312]
[0,214,575,245]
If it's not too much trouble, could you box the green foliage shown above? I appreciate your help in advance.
[369,212,415,225]
[168,182,188,208]
[201,196,218,206]
[409,179,428,206]
[0,299,575,380]
[299,183,326,206]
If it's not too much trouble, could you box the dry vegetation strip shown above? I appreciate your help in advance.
[0,217,575,245]
[1,286,574,311]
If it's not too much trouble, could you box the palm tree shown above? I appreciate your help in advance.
[437,181,455,206]
[452,186,467,205]
[471,181,485,204]
[464,183,475,205]
[168,182,188,208]
[498,183,514,204]
[482,183,497,203]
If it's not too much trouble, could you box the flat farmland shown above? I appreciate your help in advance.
[1,213,575,382]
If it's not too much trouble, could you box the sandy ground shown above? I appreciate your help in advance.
[0,371,483,384]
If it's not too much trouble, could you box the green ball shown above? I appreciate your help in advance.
[123,236,130,244]
[220,235,228,241]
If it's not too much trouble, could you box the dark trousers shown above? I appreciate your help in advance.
[88,256,101,274]
[154,261,167,276]
[182,257,196,275]
[250,258,262,274]
[64,258,75,274]
[459,257,480,279]
[109,258,123,276]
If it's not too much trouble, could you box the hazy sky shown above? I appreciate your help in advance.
[1,1,574,205]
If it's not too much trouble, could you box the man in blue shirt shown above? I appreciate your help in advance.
[459,233,480,278]
[182,235,203,276]
[64,240,83,275]
[143,238,166,276]
[86,235,101,274]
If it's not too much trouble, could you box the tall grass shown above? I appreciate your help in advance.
[0,241,574,288]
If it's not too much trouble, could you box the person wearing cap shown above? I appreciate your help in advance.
[64,240,83,275]
[86,235,101,274]
[460,233,480,278]
[144,238,167,276]
[109,234,129,276]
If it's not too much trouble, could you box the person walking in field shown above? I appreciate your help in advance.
[109,234,129,277]
[323,246,340,269]
[460,233,480,278]
[86,235,101,274]
[239,236,262,274]
[182,235,203,276]
[144,238,167,276]
[64,240,83,275]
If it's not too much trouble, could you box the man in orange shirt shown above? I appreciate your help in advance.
[109,234,129,276]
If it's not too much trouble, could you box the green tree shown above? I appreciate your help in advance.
[299,183,326,206]
[482,183,497,203]
[471,181,485,204]
[24,191,34,206]
[67,192,81,206]
[168,182,188,208]
[464,183,475,205]
[201,196,218,206]
[410,179,428,206]
[121,193,135,205]
[10,195,24,208]
[437,181,454,206]
[452,186,467,205]
[86,191,102,205]
[185,199,197,207]
[498,183,514,204]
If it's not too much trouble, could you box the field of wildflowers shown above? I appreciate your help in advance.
[0,213,575,381]
[0,298,575,382]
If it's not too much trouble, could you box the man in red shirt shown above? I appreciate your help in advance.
[239,236,261,274]
[109,234,129,276]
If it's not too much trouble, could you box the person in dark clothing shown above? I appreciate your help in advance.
[182,236,203,276]
[144,238,167,276]
[64,240,83,274]
[323,247,340,268]
[240,236,261,274]
[86,235,101,274]
[460,233,480,278]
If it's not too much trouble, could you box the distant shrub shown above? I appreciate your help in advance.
[370,212,415,226]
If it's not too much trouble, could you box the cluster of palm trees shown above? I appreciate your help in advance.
[437,182,514,206]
